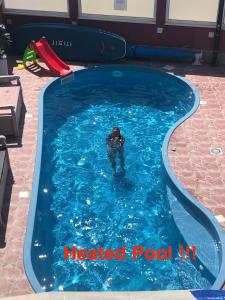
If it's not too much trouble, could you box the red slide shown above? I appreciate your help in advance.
[31,37,72,77]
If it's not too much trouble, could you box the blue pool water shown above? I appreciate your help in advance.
[30,65,220,292]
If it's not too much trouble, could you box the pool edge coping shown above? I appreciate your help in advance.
[23,65,225,293]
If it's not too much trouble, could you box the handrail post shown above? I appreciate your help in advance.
[0,135,7,149]
[211,0,225,66]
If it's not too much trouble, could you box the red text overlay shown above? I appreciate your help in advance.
[64,246,197,261]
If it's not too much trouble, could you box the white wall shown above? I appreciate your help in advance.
[80,0,155,18]
[168,0,219,23]
[4,0,68,12]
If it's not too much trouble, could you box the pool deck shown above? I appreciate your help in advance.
[0,57,225,297]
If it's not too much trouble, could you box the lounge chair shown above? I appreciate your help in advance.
[0,75,23,139]
[0,136,9,225]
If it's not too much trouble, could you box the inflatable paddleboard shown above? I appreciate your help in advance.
[12,23,126,62]
[126,45,197,61]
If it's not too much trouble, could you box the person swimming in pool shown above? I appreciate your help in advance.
[106,127,125,173]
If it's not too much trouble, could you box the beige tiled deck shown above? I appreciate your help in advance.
[0,291,196,300]
[0,57,225,297]
[169,74,225,227]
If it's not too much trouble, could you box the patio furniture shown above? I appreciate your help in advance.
[0,136,9,225]
[0,75,23,139]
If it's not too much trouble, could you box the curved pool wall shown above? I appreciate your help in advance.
[161,79,225,289]
[24,65,225,292]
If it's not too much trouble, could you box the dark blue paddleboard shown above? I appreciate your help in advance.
[12,23,126,62]
[126,45,196,61]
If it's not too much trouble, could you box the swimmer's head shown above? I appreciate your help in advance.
[112,127,120,137]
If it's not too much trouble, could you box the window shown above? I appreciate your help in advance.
[167,0,219,26]
[3,0,69,16]
[79,0,156,23]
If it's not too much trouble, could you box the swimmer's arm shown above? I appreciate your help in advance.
[120,136,125,145]
[106,136,112,145]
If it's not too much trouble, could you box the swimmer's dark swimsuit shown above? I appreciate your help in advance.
[106,134,125,148]
[106,134,125,170]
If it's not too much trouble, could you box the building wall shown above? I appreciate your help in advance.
[2,0,225,52]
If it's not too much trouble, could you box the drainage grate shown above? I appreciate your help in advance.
[210,148,222,155]
[171,146,176,152]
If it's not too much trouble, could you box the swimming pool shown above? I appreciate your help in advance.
[25,65,225,292]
